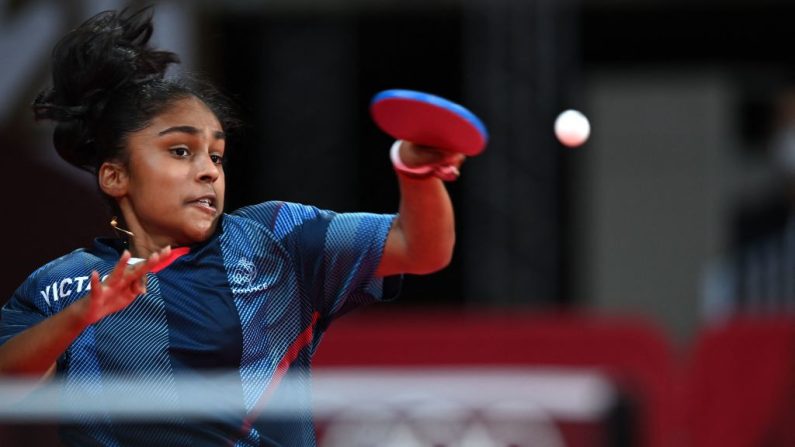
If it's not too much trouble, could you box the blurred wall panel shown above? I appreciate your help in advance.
[461,0,578,306]
[573,72,734,343]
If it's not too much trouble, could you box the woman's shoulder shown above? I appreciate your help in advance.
[228,201,328,233]
[13,248,103,307]
[25,248,104,286]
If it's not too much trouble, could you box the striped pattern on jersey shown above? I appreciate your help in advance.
[0,201,396,446]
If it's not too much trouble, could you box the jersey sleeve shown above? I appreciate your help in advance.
[316,209,400,318]
[0,271,51,347]
[233,201,400,321]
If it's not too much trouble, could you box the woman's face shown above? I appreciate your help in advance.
[120,96,226,247]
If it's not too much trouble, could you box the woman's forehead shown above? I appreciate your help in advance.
[158,97,221,125]
[123,99,223,144]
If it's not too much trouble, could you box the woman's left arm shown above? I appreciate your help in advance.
[376,141,464,277]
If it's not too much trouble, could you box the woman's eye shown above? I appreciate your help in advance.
[170,147,190,157]
[210,154,225,165]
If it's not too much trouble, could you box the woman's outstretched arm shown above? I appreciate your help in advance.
[376,141,464,277]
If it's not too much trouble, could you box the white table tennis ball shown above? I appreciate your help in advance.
[554,109,590,147]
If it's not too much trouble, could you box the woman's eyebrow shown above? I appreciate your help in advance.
[158,126,226,140]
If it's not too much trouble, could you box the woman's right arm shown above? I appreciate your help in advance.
[0,247,168,378]
[0,297,94,376]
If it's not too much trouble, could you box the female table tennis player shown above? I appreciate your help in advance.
[0,7,464,446]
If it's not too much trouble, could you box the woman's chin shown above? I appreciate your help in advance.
[181,220,217,244]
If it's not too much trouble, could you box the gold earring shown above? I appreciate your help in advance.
[110,216,135,238]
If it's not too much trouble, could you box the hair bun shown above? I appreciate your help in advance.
[33,7,179,170]
[52,120,94,171]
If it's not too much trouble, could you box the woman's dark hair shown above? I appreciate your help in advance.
[32,6,238,174]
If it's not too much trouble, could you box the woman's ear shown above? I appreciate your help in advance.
[98,162,129,198]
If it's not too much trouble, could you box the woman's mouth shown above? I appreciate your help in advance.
[189,196,217,214]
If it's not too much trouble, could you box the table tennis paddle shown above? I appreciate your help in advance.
[370,89,488,156]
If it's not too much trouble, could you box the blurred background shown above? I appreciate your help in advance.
[4,0,795,446]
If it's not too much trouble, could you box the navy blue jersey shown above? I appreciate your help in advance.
[0,201,398,446]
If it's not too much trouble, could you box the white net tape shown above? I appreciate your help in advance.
[0,367,616,446]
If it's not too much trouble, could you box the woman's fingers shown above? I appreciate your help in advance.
[90,271,101,293]
[123,249,164,294]
[428,152,466,182]
[128,245,168,282]
[105,250,132,288]
[102,246,170,295]
[128,255,158,293]
[83,245,171,323]
[133,252,158,277]
[411,145,467,169]
[95,246,173,299]
[123,245,173,292]
[448,153,466,167]
[433,165,461,182]
[131,277,147,296]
